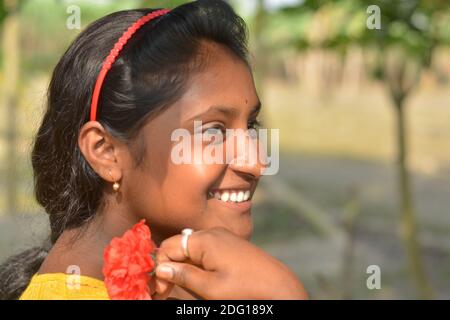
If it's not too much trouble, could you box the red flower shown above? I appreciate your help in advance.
[103,219,156,300]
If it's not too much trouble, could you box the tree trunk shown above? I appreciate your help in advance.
[252,0,268,102]
[3,0,20,215]
[394,99,434,299]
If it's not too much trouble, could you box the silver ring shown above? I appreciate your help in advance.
[181,228,194,258]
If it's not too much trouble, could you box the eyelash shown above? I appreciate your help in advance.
[202,118,261,135]
[203,124,226,136]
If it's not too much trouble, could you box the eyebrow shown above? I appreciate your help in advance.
[186,101,262,122]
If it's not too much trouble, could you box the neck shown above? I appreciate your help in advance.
[37,197,196,300]
[38,195,141,278]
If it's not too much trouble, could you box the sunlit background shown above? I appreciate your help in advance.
[0,0,449,299]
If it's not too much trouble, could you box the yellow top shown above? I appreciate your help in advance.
[19,273,110,300]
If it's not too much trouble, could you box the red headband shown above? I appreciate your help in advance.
[89,9,171,122]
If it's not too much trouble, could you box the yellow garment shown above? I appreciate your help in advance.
[19,273,109,300]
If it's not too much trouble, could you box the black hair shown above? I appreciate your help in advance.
[0,0,249,299]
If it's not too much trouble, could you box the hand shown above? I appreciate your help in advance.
[152,227,308,300]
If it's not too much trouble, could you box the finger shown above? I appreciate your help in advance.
[154,246,196,293]
[158,235,189,262]
[155,262,217,299]
[155,278,170,295]
[152,282,174,300]
[154,248,172,294]
[154,240,199,297]
[158,231,212,268]
[148,276,156,295]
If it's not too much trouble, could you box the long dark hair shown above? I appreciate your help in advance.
[0,0,249,299]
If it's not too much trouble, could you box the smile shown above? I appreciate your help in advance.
[208,190,251,203]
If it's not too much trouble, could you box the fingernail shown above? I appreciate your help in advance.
[156,265,174,280]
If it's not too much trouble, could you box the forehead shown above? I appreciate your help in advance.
[168,43,259,121]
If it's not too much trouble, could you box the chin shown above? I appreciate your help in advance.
[201,216,253,240]
[206,199,255,238]
[228,221,253,240]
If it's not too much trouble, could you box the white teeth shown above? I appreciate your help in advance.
[220,192,230,202]
[213,190,251,203]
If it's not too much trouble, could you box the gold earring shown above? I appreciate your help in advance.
[109,170,120,192]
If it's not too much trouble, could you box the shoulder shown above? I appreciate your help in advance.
[19,273,109,300]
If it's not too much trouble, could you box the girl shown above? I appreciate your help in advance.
[0,0,306,300]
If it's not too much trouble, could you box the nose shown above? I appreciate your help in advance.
[227,129,267,179]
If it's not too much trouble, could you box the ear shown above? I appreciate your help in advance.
[78,121,124,184]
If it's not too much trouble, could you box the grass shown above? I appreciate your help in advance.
[263,79,450,174]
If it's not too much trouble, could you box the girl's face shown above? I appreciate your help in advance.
[120,45,263,242]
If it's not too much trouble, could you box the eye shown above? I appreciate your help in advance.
[248,118,261,130]
[201,124,226,145]
[203,123,226,136]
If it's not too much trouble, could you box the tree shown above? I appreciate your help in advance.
[139,0,189,8]
[1,0,21,216]
[267,0,450,299]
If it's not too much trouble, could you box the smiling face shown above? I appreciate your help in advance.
[120,43,263,242]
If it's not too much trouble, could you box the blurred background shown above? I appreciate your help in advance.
[0,0,449,299]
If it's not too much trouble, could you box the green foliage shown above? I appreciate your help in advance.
[0,1,6,24]
[17,0,151,75]
[265,0,450,67]
[139,0,191,8]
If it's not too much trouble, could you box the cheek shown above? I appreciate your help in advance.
[190,162,219,180]
[165,162,224,204]
[154,162,225,228]
[132,160,226,230]
[125,124,227,231]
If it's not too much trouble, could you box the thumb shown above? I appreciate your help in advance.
[155,262,215,298]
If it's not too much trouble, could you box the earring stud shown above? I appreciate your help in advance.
[112,181,120,192]
[108,170,120,192]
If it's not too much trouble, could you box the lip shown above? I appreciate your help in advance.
[210,198,252,213]
[210,185,252,193]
